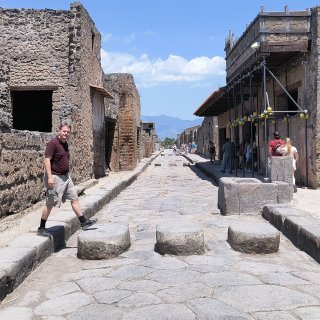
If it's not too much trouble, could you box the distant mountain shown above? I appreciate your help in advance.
[141,114,203,140]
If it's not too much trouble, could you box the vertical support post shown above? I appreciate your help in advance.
[302,57,308,187]
[240,79,245,177]
[249,74,254,178]
[272,78,277,131]
[285,67,290,137]
[263,58,268,180]
[256,84,261,174]
[232,86,238,176]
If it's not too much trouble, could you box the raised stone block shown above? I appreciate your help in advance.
[270,156,293,186]
[218,177,291,215]
[77,223,130,260]
[273,181,293,203]
[156,222,205,255]
[228,222,280,254]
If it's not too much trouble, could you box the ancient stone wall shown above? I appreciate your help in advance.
[0,3,106,216]
[104,73,141,171]
[0,131,54,216]
[142,132,153,158]
[195,117,219,158]
[179,126,200,147]
[67,3,105,182]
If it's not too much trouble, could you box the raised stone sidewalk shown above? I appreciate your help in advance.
[182,152,320,264]
[0,152,160,302]
[263,204,320,263]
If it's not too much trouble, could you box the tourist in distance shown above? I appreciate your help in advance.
[37,121,97,237]
[245,140,253,172]
[267,131,285,177]
[284,137,299,192]
[208,140,216,163]
[220,138,231,173]
[268,131,285,156]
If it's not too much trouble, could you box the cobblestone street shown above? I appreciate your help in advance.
[1,151,320,320]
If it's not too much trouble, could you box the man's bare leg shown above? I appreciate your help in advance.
[71,199,83,217]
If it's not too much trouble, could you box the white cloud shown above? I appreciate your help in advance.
[102,33,112,43]
[101,32,136,44]
[101,49,225,87]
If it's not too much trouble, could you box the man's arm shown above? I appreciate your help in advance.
[44,157,54,188]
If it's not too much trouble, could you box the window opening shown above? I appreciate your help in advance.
[91,31,95,51]
[12,90,52,132]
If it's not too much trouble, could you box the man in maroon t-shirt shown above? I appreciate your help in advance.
[268,131,285,157]
[37,122,97,237]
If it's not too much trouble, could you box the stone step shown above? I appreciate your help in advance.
[228,221,280,254]
[77,223,131,260]
[263,204,320,263]
[156,222,205,255]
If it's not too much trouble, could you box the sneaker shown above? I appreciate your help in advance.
[37,227,52,237]
[81,219,97,230]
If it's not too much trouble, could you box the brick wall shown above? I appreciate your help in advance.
[104,73,141,171]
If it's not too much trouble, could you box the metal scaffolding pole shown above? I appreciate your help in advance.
[249,75,254,178]
[302,57,309,188]
[262,58,268,180]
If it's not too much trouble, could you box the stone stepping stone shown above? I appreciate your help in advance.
[156,222,205,255]
[77,223,130,260]
[228,221,280,254]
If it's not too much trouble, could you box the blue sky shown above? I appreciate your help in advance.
[1,1,320,119]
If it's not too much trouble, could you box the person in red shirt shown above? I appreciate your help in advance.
[268,131,285,157]
[37,122,96,237]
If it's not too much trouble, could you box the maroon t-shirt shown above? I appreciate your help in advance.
[45,137,70,175]
[269,139,285,156]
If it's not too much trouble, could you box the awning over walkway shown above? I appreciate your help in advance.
[193,86,229,117]
[90,84,114,98]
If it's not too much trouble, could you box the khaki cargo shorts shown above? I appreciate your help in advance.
[45,174,78,207]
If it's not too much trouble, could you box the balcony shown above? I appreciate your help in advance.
[225,8,311,83]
